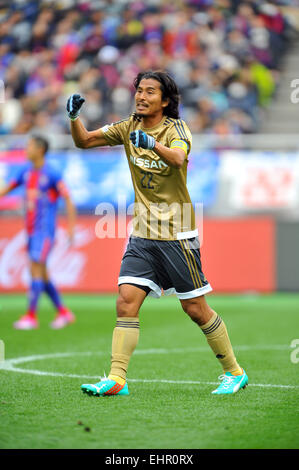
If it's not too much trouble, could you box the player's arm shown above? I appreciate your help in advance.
[0,184,12,197]
[152,141,185,169]
[64,194,76,244]
[70,117,108,149]
[67,94,108,149]
[0,180,20,197]
[57,181,76,244]
[129,130,186,169]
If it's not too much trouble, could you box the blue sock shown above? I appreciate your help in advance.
[27,279,44,317]
[44,280,65,312]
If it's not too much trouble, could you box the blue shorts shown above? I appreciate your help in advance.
[27,234,54,263]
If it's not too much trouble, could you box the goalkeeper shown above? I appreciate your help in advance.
[67,70,248,395]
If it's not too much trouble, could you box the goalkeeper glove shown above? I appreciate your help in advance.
[130,130,156,150]
[67,94,85,120]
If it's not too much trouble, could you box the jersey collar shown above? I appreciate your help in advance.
[140,115,167,132]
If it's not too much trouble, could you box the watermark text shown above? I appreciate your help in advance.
[290,79,299,104]
[94,197,203,243]
[290,339,299,364]
[0,340,4,362]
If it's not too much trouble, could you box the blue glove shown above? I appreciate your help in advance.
[130,130,156,150]
[67,94,85,120]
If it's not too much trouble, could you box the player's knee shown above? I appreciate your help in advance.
[181,298,211,325]
[183,304,201,323]
[30,261,44,279]
[116,294,138,317]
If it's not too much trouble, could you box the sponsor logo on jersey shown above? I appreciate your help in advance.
[130,155,168,169]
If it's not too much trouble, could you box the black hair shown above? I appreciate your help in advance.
[133,70,180,119]
[31,135,49,154]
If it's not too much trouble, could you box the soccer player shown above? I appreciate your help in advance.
[0,135,76,330]
[67,70,248,395]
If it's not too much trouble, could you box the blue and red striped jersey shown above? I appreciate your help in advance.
[8,162,69,237]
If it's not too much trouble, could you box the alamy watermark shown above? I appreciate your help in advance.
[94,197,204,243]
[290,79,299,103]
[290,339,299,364]
[0,340,4,362]
[0,80,4,103]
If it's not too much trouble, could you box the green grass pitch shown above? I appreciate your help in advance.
[0,293,299,449]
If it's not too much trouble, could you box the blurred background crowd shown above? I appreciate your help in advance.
[0,0,298,137]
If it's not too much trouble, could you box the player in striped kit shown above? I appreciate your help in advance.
[0,135,76,329]
[68,70,248,395]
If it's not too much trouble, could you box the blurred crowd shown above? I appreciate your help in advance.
[0,0,297,137]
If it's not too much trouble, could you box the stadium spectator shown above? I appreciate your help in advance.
[0,0,294,137]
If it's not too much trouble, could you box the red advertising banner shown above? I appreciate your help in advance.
[201,218,275,293]
[0,216,275,293]
[0,216,126,292]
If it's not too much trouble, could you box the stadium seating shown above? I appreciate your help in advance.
[0,0,294,136]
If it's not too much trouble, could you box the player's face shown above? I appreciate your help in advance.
[26,139,43,162]
[135,79,169,118]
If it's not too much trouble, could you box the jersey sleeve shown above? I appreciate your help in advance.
[7,166,28,190]
[168,119,192,156]
[101,118,131,146]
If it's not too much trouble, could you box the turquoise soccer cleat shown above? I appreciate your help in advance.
[212,369,248,395]
[81,378,129,397]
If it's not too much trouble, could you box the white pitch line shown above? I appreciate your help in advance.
[0,348,298,390]
[127,378,299,389]
[0,344,292,368]
[134,345,291,354]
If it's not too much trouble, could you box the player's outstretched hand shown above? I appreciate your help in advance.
[67,94,85,120]
[130,130,156,150]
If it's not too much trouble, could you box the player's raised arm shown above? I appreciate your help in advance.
[67,94,108,149]
[129,130,185,169]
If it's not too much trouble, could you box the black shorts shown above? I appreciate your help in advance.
[118,236,212,299]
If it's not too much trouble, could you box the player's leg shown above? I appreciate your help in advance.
[108,283,147,382]
[42,264,75,329]
[81,236,158,397]
[180,295,248,394]
[180,295,242,372]
[81,284,147,397]
[154,237,248,394]
[13,261,44,329]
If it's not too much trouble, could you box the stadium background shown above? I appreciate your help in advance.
[1,0,299,295]
[1,0,299,453]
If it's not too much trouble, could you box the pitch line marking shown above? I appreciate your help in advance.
[0,348,298,390]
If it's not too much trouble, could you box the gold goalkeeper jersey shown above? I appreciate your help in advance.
[101,114,197,240]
